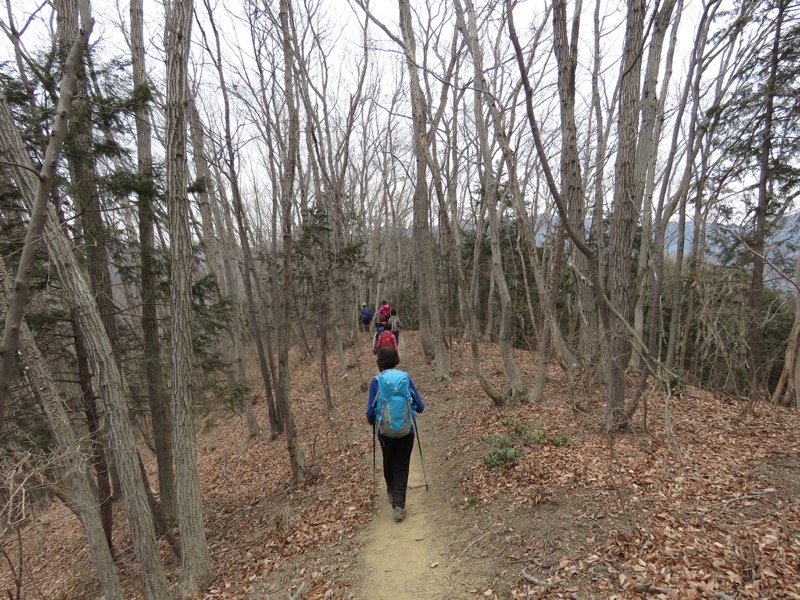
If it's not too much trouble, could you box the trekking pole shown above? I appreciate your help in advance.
[372,422,376,485]
[413,414,429,491]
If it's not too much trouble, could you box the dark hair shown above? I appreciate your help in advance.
[390,308,397,316]
[376,347,400,371]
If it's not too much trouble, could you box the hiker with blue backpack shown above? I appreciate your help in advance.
[366,347,425,522]
[360,303,373,332]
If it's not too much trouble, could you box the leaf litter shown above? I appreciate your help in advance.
[1,332,799,599]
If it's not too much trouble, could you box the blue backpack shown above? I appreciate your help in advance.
[374,370,413,438]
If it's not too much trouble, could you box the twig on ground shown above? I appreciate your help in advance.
[451,528,499,561]
[521,569,543,586]
[635,582,671,594]
[664,390,686,468]
[720,489,777,507]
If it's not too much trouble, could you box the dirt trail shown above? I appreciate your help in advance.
[352,450,448,598]
[349,338,499,599]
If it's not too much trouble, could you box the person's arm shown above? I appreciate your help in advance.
[366,378,378,424]
[408,378,425,413]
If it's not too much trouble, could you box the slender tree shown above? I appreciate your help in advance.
[130,0,177,524]
[278,0,306,483]
[397,0,449,377]
[196,0,263,438]
[164,0,213,592]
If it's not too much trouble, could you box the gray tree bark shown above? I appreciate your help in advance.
[130,0,177,524]
[164,0,213,594]
[604,0,646,432]
[278,0,306,484]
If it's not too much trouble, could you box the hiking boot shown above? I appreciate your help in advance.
[393,506,406,521]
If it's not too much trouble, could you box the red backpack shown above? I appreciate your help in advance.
[379,303,392,322]
[376,330,397,351]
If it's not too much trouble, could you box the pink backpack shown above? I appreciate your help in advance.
[376,330,397,351]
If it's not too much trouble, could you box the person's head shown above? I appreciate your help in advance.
[362,303,367,308]
[376,347,400,371]
[381,300,387,306]
[391,308,397,316]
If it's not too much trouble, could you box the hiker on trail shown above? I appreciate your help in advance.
[388,308,401,346]
[366,347,425,522]
[360,303,372,332]
[373,323,397,355]
[378,300,392,325]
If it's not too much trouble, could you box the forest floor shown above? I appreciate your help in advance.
[3,331,800,599]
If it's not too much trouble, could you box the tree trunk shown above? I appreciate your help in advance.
[130,0,177,524]
[771,253,800,406]
[604,0,646,432]
[71,310,113,552]
[398,0,449,379]
[748,0,785,401]
[165,0,213,594]
[278,0,306,484]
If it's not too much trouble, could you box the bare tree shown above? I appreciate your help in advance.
[131,0,177,525]
[277,0,307,483]
[165,0,213,593]
[398,0,449,377]
[195,0,263,439]
[506,0,617,427]
[454,0,526,401]
[748,0,788,401]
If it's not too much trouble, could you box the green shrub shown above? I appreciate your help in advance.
[483,418,570,468]
[483,446,524,469]
[487,434,515,449]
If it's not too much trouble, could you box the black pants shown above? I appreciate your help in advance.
[379,432,415,508]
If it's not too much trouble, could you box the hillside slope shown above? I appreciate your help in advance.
[2,332,799,599]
